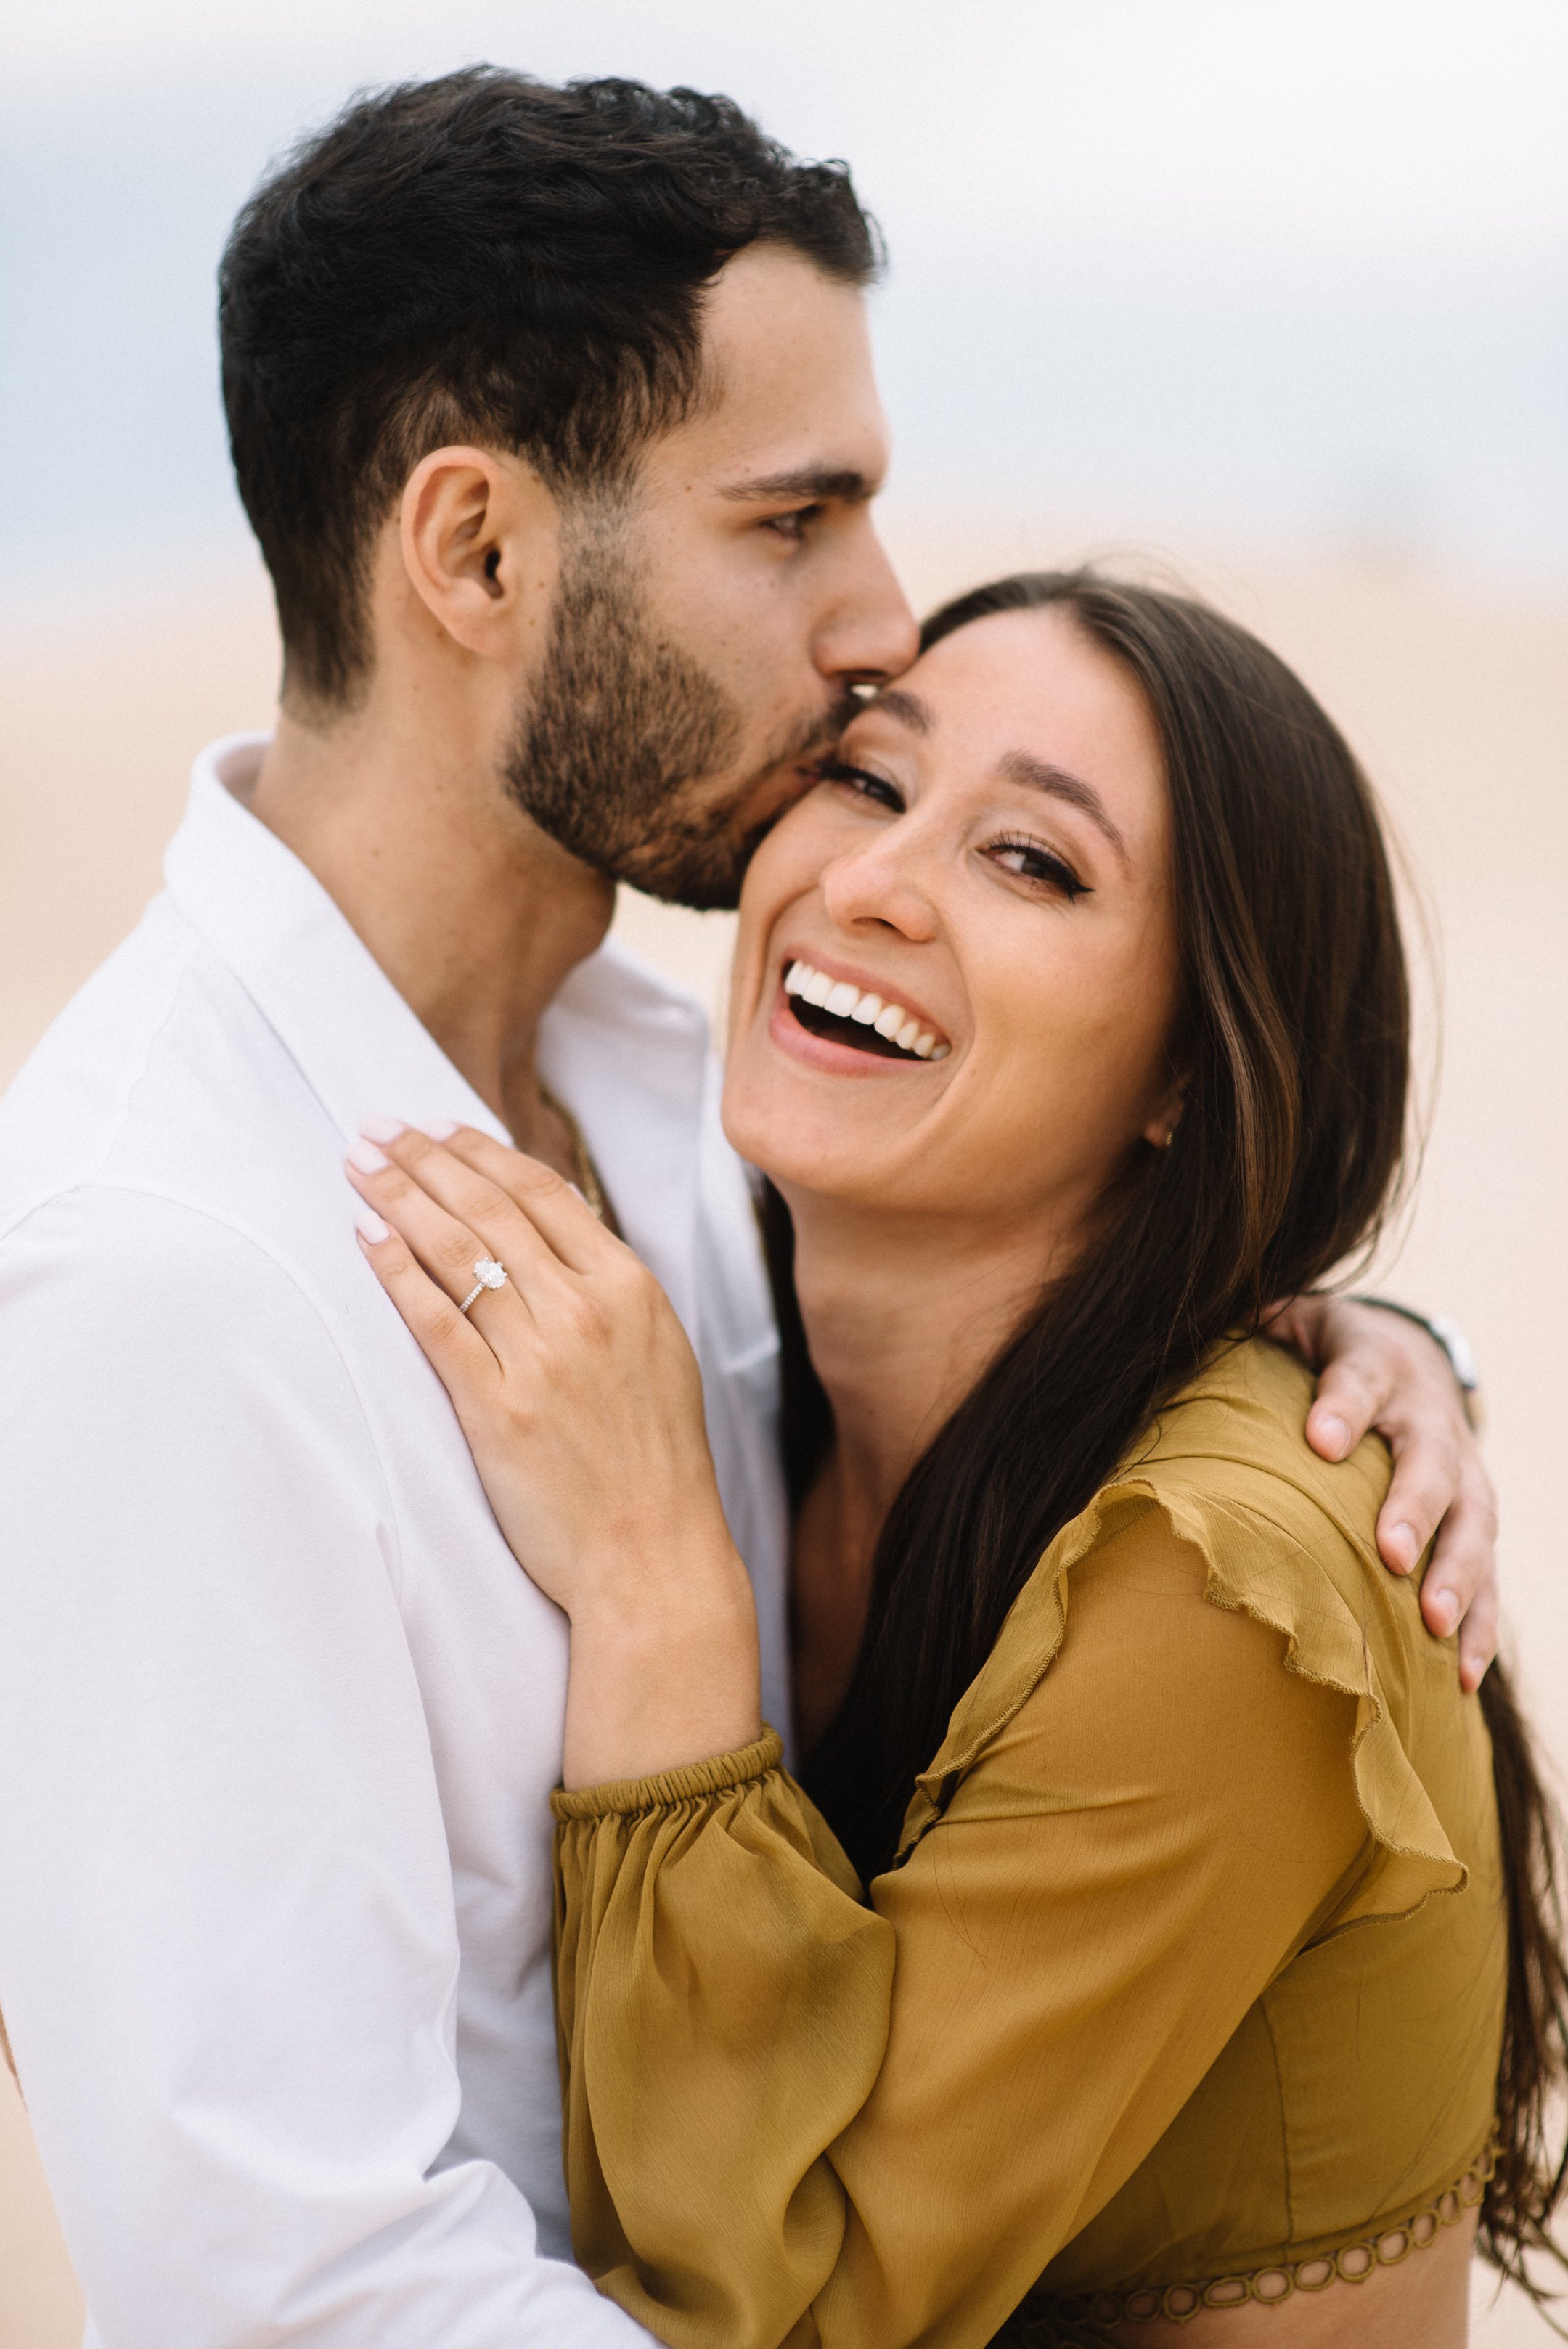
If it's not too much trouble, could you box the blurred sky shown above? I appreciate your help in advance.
[2,0,1565,600]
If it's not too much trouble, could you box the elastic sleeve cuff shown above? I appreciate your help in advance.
[552,1728,785,1822]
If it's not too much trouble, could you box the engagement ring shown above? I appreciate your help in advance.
[457,1257,507,1315]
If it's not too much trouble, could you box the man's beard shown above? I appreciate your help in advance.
[505,526,856,912]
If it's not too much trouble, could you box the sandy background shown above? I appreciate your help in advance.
[1,525,1564,2340]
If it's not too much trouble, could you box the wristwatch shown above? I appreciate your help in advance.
[1349,1298,1483,1431]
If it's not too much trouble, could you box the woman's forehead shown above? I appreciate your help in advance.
[860,608,1167,835]
[903,606,1145,729]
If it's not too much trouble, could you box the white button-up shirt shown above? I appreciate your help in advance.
[0,735,788,2348]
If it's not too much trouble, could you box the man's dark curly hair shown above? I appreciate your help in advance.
[219,68,881,708]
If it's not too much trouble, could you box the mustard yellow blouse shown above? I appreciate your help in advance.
[552,1340,1505,2348]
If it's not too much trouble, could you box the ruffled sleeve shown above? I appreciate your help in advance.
[897,1464,1468,1932]
[550,1439,1469,2349]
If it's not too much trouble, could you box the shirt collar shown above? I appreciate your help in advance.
[164,735,513,1148]
[161,739,716,1328]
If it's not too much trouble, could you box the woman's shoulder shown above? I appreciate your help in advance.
[1093,1337,1426,1723]
[1031,1336,1403,1673]
[1132,1335,1392,1569]
[905,1337,1470,1922]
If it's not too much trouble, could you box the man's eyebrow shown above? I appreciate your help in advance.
[997,751,1131,864]
[719,465,874,505]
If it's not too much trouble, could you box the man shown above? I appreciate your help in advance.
[0,68,1493,2346]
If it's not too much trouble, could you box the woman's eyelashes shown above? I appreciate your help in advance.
[988,834,1092,902]
[818,757,905,813]
[817,759,1091,902]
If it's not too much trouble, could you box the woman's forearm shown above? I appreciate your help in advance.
[563,1543,763,1790]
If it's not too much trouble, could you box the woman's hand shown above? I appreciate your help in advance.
[1267,1294,1498,1691]
[347,1122,761,1789]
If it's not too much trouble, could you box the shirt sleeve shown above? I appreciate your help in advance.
[552,1501,1371,2349]
[0,1186,652,2349]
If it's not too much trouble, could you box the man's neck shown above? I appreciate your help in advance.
[245,704,614,1153]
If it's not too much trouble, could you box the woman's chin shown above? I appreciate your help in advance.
[719,998,945,1167]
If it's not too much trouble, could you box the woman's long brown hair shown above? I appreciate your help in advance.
[772,570,1567,2305]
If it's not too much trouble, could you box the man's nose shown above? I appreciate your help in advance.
[816,523,920,687]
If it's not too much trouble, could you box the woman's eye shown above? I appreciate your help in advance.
[817,758,905,813]
[762,504,825,543]
[989,836,1091,900]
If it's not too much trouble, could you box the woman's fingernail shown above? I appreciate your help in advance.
[1317,1413,1351,1459]
[361,1116,407,1143]
[1386,1521,1418,1571]
[356,1208,391,1243]
[423,1118,460,1140]
[1430,1589,1458,1637]
[348,1137,388,1174]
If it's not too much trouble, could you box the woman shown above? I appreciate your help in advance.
[347,573,1567,2345]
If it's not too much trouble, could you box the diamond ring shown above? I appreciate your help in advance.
[457,1257,508,1315]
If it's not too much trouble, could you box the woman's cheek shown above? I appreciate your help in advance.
[973,976,1119,1162]
[735,804,812,922]
[744,784,844,893]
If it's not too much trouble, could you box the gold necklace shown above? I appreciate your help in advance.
[539,1082,618,1233]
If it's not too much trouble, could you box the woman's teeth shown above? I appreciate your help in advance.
[783,961,950,1061]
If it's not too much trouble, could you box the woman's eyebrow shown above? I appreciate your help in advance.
[867,686,936,735]
[997,749,1130,865]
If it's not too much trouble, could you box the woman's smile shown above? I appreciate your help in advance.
[773,954,953,1071]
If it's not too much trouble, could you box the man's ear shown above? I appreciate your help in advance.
[398,446,560,661]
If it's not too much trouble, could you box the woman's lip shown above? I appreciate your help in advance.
[767,992,944,1077]
[774,949,951,1053]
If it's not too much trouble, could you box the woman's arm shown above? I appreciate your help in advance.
[348,1123,760,1786]
[550,1513,1368,2349]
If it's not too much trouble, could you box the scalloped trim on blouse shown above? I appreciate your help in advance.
[1004,2134,1497,2342]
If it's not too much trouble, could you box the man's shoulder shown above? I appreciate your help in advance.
[0,891,325,1246]
[4,1177,296,1293]
[0,1177,396,1533]
[0,911,392,1446]
[0,1187,357,1453]
[0,896,192,1217]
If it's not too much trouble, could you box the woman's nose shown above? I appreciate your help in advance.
[819,837,939,941]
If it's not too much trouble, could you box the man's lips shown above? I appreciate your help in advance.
[777,957,951,1064]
